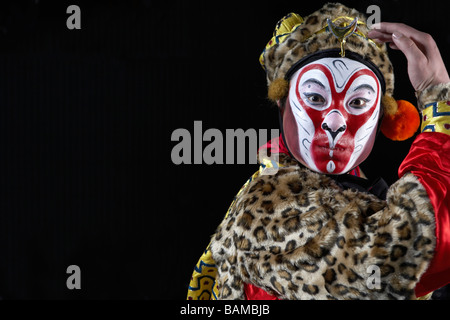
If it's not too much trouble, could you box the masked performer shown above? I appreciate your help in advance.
[187,2,450,300]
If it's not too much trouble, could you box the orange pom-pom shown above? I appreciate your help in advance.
[380,100,420,141]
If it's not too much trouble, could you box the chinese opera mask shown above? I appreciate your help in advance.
[282,57,383,175]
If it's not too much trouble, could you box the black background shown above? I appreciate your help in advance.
[0,0,448,299]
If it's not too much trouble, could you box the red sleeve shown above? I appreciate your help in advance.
[398,132,450,297]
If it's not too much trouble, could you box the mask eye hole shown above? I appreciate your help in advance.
[304,93,326,106]
[349,98,369,109]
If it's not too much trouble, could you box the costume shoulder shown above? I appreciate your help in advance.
[399,82,450,296]
[210,154,435,300]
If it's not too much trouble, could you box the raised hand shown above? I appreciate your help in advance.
[368,22,450,93]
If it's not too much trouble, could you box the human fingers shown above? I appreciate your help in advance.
[370,22,436,55]
[367,29,393,43]
[368,32,415,53]
[370,22,449,92]
[390,32,427,64]
[389,42,399,50]
[369,22,430,44]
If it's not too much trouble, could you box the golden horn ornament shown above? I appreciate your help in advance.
[326,17,358,57]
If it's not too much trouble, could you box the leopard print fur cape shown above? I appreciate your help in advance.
[209,154,436,300]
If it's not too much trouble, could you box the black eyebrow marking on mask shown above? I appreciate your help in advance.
[303,78,326,89]
[353,84,375,93]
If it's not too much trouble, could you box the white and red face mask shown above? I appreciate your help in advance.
[282,57,382,175]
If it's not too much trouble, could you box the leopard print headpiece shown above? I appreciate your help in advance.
[259,2,420,141]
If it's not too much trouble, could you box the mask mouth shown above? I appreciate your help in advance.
[284,48,386,95]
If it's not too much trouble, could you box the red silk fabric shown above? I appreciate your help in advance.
[244,283,279,300]
[258,134,289,156]
[399,132,450,297]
